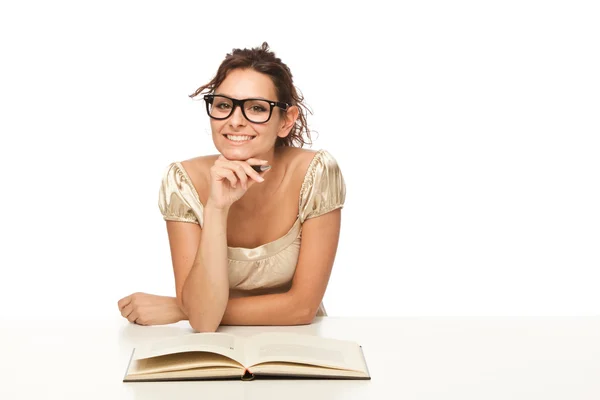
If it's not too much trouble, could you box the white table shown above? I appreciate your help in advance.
[1,316,599,399]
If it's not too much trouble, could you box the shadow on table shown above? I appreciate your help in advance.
[117,320,194,354]
[118,317,328,345]
[125,378,365,400]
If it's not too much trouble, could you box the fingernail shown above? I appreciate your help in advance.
[259,165,271,172]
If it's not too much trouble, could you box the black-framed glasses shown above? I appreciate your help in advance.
[198,94,290,124]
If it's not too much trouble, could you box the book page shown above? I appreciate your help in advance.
[124,366,241,381]
[250,362,368,378]
[127,351,244,376]
[245,332,368,373]
[133,332,247,366]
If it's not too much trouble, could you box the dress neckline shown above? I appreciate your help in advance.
[173,149,323,253]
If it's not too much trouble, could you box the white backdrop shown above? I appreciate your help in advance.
[0,1,598,320]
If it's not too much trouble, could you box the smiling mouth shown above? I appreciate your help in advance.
[223,134,256,142]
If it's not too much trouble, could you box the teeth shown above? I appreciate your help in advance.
[226,135,254,141]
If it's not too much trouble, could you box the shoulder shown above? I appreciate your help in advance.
[158,157,215,224]
[289,148,345,223]
[289,148,343,186]
[280,147,341,185]
[180,154,218,177]
[177,155,219,204]
[280,147,321,181]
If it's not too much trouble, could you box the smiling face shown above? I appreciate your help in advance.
[210,68,292,161]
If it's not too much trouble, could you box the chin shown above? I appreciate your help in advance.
[219,147,255,161]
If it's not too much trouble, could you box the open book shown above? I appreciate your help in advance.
[123,331,370,381]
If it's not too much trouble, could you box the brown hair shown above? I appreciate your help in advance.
[188,42,315,148]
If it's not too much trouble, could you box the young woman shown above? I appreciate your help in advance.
[118,42,346,332]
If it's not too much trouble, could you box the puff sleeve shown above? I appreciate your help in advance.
[158,162,203,225]
[298,150,346,223]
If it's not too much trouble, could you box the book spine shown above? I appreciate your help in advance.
[241,369,255,381]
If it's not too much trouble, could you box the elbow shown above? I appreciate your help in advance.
[291,302,318,325]
[187,304,222,332]
[182,288,227,332]
[185,305,222,332]
[189,317,219,333]
[287,291,319,325]
[185,299,225,333]
[297,309,317,325]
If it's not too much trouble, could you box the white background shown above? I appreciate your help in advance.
[0,1,598,320]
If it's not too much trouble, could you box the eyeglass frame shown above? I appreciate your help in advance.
[200,94,290,124]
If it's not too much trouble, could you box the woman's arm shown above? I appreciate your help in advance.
[220,292,309,325]
[221,208,342,325]
[178,156,269,331]
[165,156,270,331]
[164,204,230,331]
[180,204,231,332]
[166,207,341,327]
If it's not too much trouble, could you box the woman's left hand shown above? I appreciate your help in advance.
[117,292,187,326]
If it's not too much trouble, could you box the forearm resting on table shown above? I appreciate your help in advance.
[174,290,314,326]
[220,290,315,326]
[181,206,230,332]
[178,206,314,329]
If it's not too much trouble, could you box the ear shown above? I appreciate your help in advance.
[277,105,299,138]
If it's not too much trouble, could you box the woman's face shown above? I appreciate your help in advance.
[210,68,291,161]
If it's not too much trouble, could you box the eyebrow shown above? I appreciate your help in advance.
[214,92,270,100]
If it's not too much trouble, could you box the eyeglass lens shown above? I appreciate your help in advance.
[208,95,271,123]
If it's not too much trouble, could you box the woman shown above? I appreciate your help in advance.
[117,42,346,332]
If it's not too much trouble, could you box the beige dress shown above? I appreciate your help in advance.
[158,149,346,317]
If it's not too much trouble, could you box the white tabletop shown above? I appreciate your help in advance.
[1,316,599,399]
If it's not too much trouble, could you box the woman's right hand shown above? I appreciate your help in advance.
[206,155,271,210]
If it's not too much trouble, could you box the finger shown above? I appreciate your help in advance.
[245,158,269,165]
[127,310,139,323]
[246,166,266,183]
[228,163,249,189]
[246,159,270,181]
[121,304,134,319]
[246,167,270,189]
[118,296,131,310]
[218,161,253,187]
[234,162,268,186]
[214,167,238,188]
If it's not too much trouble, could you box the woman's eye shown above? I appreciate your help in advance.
[251,106,266,112]
[216,103,231,109]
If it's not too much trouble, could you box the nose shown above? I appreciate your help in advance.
[229,104,246,127]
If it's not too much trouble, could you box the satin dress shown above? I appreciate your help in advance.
[158,149,346,316]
